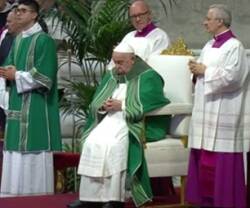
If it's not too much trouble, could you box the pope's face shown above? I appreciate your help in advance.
[203,9,222,35]
[112,52,134,75]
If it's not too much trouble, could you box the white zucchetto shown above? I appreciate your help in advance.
[113,41,134,53]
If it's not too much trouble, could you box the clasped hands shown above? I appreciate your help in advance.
[100,98,122,112]
[0,65,17,81]
[188,59,206,75]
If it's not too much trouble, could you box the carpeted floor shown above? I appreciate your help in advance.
[0,148,181,208]
[0,192,180,208]
[0,193,77,208]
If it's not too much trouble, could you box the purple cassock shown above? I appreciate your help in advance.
[186,30,246,208]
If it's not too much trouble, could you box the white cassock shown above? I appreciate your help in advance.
[78,84,129,202]
[0,23,54,197]
[188,38,250,153]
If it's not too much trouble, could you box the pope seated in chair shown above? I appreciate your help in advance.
[68,41,171,208]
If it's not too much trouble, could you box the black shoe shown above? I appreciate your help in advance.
[88,202,103,208]
[102,202,124,208]
[67,200,104,208]
[67,199,86,208]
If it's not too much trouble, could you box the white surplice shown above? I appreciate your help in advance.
[121,28,170,55]
[189,38,250,153]
[78,84,129,202]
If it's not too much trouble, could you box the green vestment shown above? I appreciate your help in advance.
[81,57,171,207]
[3,31,61,152]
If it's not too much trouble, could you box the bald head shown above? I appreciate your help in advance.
[129,0,152,31]
[7,10,15,19]
[6,10,21,35]
[130,0,150,12]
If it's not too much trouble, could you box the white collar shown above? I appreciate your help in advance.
[22,22,42,38]
[214,29,230,38]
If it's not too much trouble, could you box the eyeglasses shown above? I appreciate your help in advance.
[15,8,34,14]
[130,11,149,20]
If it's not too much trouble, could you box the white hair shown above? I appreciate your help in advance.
[209,4,232,28]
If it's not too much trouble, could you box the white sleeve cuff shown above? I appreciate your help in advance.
[15,71,41,93]
[121,100,126,111]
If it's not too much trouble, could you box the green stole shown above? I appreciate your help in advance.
[82,57,170,206]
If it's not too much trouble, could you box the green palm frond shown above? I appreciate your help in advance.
[90,0,129,25]
[54,0,132,62]
[88,0,132,60]
[89,20,132,61]
[159,0,177,16]
[56,0,91,27]
[59,79,97,137]
[53,0,92,61]
[60,79,96,116]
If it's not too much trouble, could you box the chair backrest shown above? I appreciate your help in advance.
[147,55,193,136]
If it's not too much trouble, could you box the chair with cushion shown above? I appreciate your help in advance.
[145,55,193,207]
[56,54,193,206]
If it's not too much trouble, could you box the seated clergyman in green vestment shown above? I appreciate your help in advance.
[69,42,171,208]
[0,0,61,196]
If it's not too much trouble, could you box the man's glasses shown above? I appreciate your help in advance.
[15,8,34,14]
[130,11,149,20]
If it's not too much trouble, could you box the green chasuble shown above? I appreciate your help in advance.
[3,31,61,152]
[81,57,171,207]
